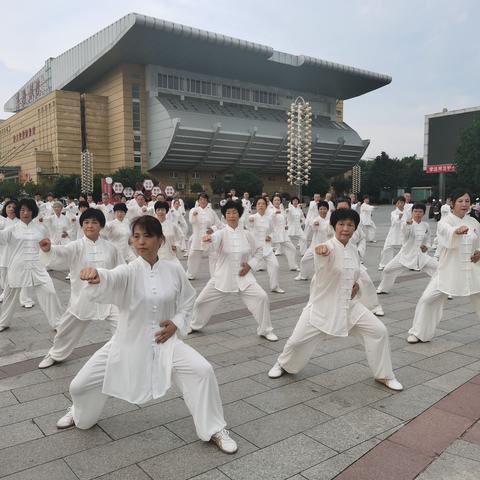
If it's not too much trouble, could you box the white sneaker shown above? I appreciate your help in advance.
[294,274,308,281]
[289,266,300,271]
[262,332,278,342]
[372,306,384,317]
[448,295,453,300]
[376,378,403,391]
[271,287,285,294]
[0,326,9,332]
[186,273,195,280]
[268,362,285,378]
[38,354,57,369]
[211,429,238,454]
[183,252,189,258]
[376,288,386,294]
[56,406,75,429]
[186,326,200,335]
[378,266,384,271]
[0,293,3,303]
[22,302,34,309]
[407,334,420,344]
[65,273,71,280]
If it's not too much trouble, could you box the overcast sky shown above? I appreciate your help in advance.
[1,0,479,160]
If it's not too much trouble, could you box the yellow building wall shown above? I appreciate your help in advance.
[336,100,344,122]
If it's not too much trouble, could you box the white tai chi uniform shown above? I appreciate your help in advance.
[157,218,183,266]
[298,216,333,280]
[68,258,227,441]
[409,214,480,342]
[286,206,305,247]
[102,219,137,263]
[301,201,320,253]
[42,213,74,246]
[248,212,281,290]
[377,221,437,293]
[187,206,223,279]
[276,237,395,380]
[168,208,188,251]
[40,237,124,362]
[190,225,273,335]
[379,208,404,268]
[271,208,298,270]
[360,203,376,242]
[96,203,115,222]
[0,222,62,329]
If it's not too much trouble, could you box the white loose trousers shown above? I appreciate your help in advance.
[187,250,216,278]
[277,303,394,380]
[70,340,226,440]
[190,280,273,335]
[363,224,376,242]
[379,245,400,268]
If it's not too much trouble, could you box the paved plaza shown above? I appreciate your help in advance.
[1,205,480,479]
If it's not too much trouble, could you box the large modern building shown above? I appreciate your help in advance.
[0,12,391,193]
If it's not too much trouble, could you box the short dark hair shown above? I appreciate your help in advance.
[412,203,426,213]
[450,189,472,205]
[221,199,244,218]
[79,208,106,227]
[395,196,406,203]
[1,199,18,218]
[318,200,329,210]
[131,215,165,242]
[17,198,39,218]
[154,201,170,213]
[272,194,282,202]
[113,202,128,213]
[336,197,352,208]
[330,208,360,229]
[254,196,268,207]
[197,192,209,201]
[291,196,300,203]
[78,200,89,210]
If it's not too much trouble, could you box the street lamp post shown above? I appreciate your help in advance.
[287,97,312,199]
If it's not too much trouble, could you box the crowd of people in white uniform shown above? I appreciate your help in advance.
[0,185,479,455]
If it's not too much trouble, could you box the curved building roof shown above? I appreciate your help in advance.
[5,12,391,112]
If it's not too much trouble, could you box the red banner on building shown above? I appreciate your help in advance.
[426,164,456,174]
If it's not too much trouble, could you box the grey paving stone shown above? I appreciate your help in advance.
[41,357,90,380]
[465,360,480,372]
[0,419,44,449]
[95,464,152,479]
[214,360,269,385]
[440,314,480,331]
[233,403,330,448]
[446,439,480,461]
[218,378,269,404]
[0,427,110,477]
[208,345,278,367]
[190,469,230,480]
[412,350,477,374]
[301,438,381,480]
[371,384,446,421]
[166,400,265,443]
[97,397,190,439]
[310,348,366,370]
[305,382,392,417]
[375,422,405,440]
[0,370,50,393]
[416,451,480,480]
[0,459,78,480]
[65,426,184,480]
[307,363,373,391]
[0,390,18,408]
[390,349,428,368]
[139,435,258,480]
[218,433,336,480]
[371,364,437,390]
[244,379,329,414]
[12,376,72,402]
[305,406,401,452]
[452,340,480,358]
[404,338,463,356]
[425,367,478,393]
[0,394,70,427]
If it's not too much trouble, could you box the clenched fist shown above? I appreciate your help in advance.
[38,238,51,252]
[79,268,100,284]
[455,226,469,235]
[315,244,330,256]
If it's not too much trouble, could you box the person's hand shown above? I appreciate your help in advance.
[80,268,100,284]
[61,232,68,238]
[275,211,281,214]
[171,245,177,251]
[249,217,254,223]
[314,221,319,226]
[265,235,271,242]
[399,213,403,218]
[38,217,43,222]
[420,245,428,253]
[455,226,469,235]
[193,210,198,216]
[154,320,177,343]
[471,250,480,263]
[39,238,51,252]
[285,226,288,230]
[351,282,359,299]
[71,218,76,223]
[406,219,413,225]
[239,262,251,276]
[315,244,330,256]
[202,234,212,243]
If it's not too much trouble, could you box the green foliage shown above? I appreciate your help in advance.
[455,120,480,192]
[210,177,228,194]
[51,175,81,198]
[210,170,263,197]
[0,181,21,198]
[190,182,204,193]
[331,174,351,196]
[110,167,157,191]
[303,169,329,198]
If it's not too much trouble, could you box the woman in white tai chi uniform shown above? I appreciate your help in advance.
[377,203,437,294]
[37,208,124,369]
[268,209,402,391]
[248,197,285,293]
[154,201,183,266]
[286,196,305,248]
[360,195,376,242]
[407,190,480,344]
[168,198,188,252]
[378,196,405,270]
[55,215,237,454]
[0,199,62,332]
[186,193,223,280]
[102,203,137,263]
[188,200,278,341]
[271,194,299,271]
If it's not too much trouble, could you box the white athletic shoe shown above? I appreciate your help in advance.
[183,252,189,258]
[56,406,75,429]
[186,273,195,280]
[211,429,238,454]
[0,293,3,303]
[407,334,420,344]
[289,266,300,271]
[294,274,308,281]
[22,302,34,309]
[268,362,285,378]
[65,273,71,280]
[376,288,387,294]
[376,378,403,391]
[271,287,285,294]
[378,266,384,271]
[448,295,453,300]
[186,326,200,335]
[262,332,279,342]
[372,306,384,317]
[38,354,57,369]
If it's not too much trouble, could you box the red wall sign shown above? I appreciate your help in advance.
[426,164,456,174]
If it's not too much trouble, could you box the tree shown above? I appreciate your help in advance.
[331,174,351,196]
[455,120,480,192]
[302,169,329,198]
[210,177,228,195]
[111,167,157,190]
[190,182,203,193]
[230,170,263,196]
[398,155,431,189]
[360,152,402,201]
[51,175,81,198]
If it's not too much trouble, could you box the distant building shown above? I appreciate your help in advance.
[0,13,391,194]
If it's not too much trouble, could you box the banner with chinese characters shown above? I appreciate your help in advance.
[425,164,456,174]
